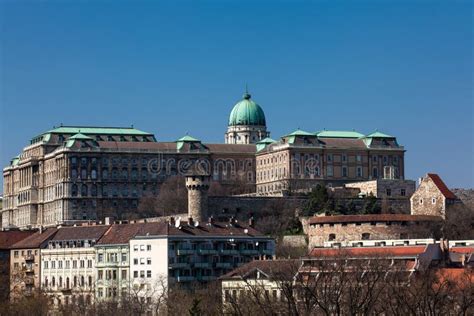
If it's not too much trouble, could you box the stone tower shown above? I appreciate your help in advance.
[225,91,270,144]
[185,174,210,222]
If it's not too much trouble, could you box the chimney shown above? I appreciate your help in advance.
[248,216,255,227]
[169,217,176,226]
[188,217,194,227]
[229,216,235,225]
[208,216,214,226]
[104,217,114,225]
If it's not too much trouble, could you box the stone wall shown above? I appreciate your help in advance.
[307,221,433,249]
[345,179,415,199]
[281,235,307,248]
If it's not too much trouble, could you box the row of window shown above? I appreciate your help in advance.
[43,259,92,269]
[43,275,92,288]
[97,269,127,280]
[133,244,152,252]
[133,270,153,278]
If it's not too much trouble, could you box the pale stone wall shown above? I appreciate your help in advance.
[345,179,416,199]
[307,221,432,249]
[410,177,446,218]
[282,235,307,248]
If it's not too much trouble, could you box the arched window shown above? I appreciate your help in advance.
[52,277,56,287]
[44,277,48,288]
[91,184,98,197]
[362,233,370,240]
[66,277,70,289]
[102,169,108,179]
[328,234,336,241]
[81,184,88,197]
[91,169,97,180]
[73,276,77,287]
[81,168,87,179]
[71,169,78,179]
[121,168,128,180]
[71,184,78,197]
[59,276,63,288]
[81,276,85,287]
[88,276,92,286]
[373,168,378,178]
[112,168,119,179]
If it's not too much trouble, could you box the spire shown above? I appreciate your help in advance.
[243,84,251,99]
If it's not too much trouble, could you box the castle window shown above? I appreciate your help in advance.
[372,168,378,178]
[357,166,362,177]
[327,166,333,177]
[342,166,347,177]
[373,156,377,162]
[81,184,88,196]
[71,184,78,197]
[71,169,78,179]
[342,155,347,162]
[328,234,336,241]
[386,189,391,196]
[362,233,370,240]
[91,169,97,180]
[81,168,87,179]
[420,199,423,205]
[327,154,332,162]
[432,197,436,204]
[401,189,406,196]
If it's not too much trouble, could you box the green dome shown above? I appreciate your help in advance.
[228,93,266,126]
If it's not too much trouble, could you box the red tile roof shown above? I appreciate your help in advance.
[427,173,457,200]
[0,231,35,250]
[309,245,428,258]
[10,228,58,249]
[449,247,473,254]
[97,223,163,244]
[308,214,442,225]
[133,221,267,238]
[52,225,111,241]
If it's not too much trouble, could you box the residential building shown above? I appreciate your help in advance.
[129,218,275,307]
[9,228,58,299]
[0,230,34,301]
[41,225,110,305]
[220,259,298,310]
[94,222,150,301]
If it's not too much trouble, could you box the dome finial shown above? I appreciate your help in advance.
[243,83,251,99]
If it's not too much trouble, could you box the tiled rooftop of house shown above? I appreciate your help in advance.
[220,259,300,280]
[427,173,458,199]
[51,225,111,241]
[0,230,35,249]
[10,228,58,249]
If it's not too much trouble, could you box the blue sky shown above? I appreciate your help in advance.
[0,0,472,189]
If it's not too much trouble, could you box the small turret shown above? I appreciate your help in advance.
[185,174,210,222]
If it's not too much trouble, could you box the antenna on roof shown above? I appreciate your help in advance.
[194,221,199,227]
[175,217,181,228]
[131,124,134,128]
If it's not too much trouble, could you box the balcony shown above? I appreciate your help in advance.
[220,249,239,255]
[193,262,210,269]
[24,278,34,286]
[24,254,35,261]
[197,276,216,282]
[240,249,259,256]
[169,262,190,269]
[215,262,232,269]
[198,249,217,255]
[24,266,34,273]
[176,276,195,282]
[176,249,195,256]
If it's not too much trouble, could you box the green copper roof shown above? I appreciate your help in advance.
[364,131,395,138]
[11,156,20,166]
[316,130,365,138]
[228,93,266,126]
[44,126,153,136]
[68,133,93,140]
[256,137,276,152]
[176,135,200,142]
[257,137,276,144]
[284,129,315,137]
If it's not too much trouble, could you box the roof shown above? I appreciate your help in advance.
[364,131,395,138]
[283,129,315,137]
[134,221,268,238]
[308,214,443,225]
[228,93,266,126]
[51,225,110,241]
[309,245,428,258]
[97,223,159,245]
[68,133,93,140]
[43,126,153,136]
[316,130,365,138]
[10,228,58,249]
[220,259,299,280]
[176,135,200,142]
[257,137,277,144]
[449,247,473,254]
[0,231,35,250]
[426,173,457,199]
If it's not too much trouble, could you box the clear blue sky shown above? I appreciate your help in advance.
[0,0,472,189]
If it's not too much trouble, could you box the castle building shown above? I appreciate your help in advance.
[2,92,406,228]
